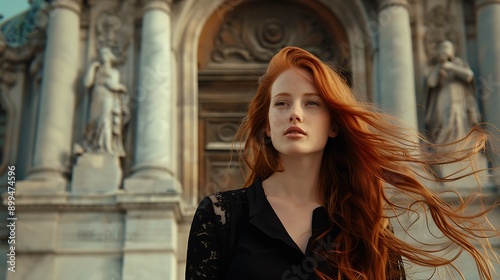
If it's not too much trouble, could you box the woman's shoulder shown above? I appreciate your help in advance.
[197,187,250,226]
[207,187,249,206]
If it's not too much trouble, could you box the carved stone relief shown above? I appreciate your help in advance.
[423,4,459,64]
[211,2,336,64]
[0,5,45,177]
[0,0,48,61]
[95,11,130,65]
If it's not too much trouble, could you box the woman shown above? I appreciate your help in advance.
[186,47,498,279]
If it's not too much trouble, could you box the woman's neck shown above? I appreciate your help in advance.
[263,153,323,205]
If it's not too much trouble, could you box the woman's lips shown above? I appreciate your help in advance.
[284,126,306,137]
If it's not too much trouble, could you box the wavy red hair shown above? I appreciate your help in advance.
[235,46,499,279]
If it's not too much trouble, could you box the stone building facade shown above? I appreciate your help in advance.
[0,0,498,279]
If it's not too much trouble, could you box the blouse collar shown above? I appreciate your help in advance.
[246,178,332,252]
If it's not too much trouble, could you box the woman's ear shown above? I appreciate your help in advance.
[266,125,271,137]
[329,123,338,138]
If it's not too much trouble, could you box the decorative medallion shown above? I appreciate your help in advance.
[217,123,238,142]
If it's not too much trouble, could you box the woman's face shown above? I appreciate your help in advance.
[266,67,336,157]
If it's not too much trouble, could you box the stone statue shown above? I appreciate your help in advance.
[425,40,481,145]
[81,47,129,156]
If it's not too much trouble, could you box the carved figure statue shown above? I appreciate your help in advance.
[82,47,129,156]
[425,40,480,145]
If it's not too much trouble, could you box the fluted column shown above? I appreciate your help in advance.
[125,0,180,193]
[376,0,418,129]
[19,0,82,192]
[476,0,500,187]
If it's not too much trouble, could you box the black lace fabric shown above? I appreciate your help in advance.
[185,189,248,280]
[185,196,222,279]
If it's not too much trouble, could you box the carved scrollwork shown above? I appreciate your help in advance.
[211,2,335,64]
[423,4,459,64]
[0,0,48,62]
[96,11,129,64]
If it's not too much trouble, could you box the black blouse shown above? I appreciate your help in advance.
[185,179,405,279]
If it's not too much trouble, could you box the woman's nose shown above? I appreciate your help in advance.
[289,106,303,122]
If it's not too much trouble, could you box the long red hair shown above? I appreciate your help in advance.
[235,46,499,279]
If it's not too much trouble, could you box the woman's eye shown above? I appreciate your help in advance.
[274,101,287,106]
[306,100,319,106]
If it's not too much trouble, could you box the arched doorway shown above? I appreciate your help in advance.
[197,0,350,199]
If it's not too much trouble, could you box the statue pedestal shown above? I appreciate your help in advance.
[439,154,493,195]
[124,168,181,194]
[71,153,122,193]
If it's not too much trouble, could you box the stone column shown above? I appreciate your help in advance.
[18,0,82,192]
[124,0,181,193]
[376,0,418,129]
[476,0,500,187]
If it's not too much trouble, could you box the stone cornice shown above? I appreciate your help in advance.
[50,0,83,15]
[2,190,193,222]
[142,0,172,16]
[475,0,500,11]
[378,0,410,11]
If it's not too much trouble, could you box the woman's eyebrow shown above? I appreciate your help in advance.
[272,92,319,98]
[273,92,291,98]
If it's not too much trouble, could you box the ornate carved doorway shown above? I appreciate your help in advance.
[197,0,350,199]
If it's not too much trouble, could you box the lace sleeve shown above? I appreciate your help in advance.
[185,197,224,280]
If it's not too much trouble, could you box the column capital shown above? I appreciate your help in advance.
[50,0,83,15]
[475,0,500,11]
[142,0,172,15]
[378,0,410,11]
